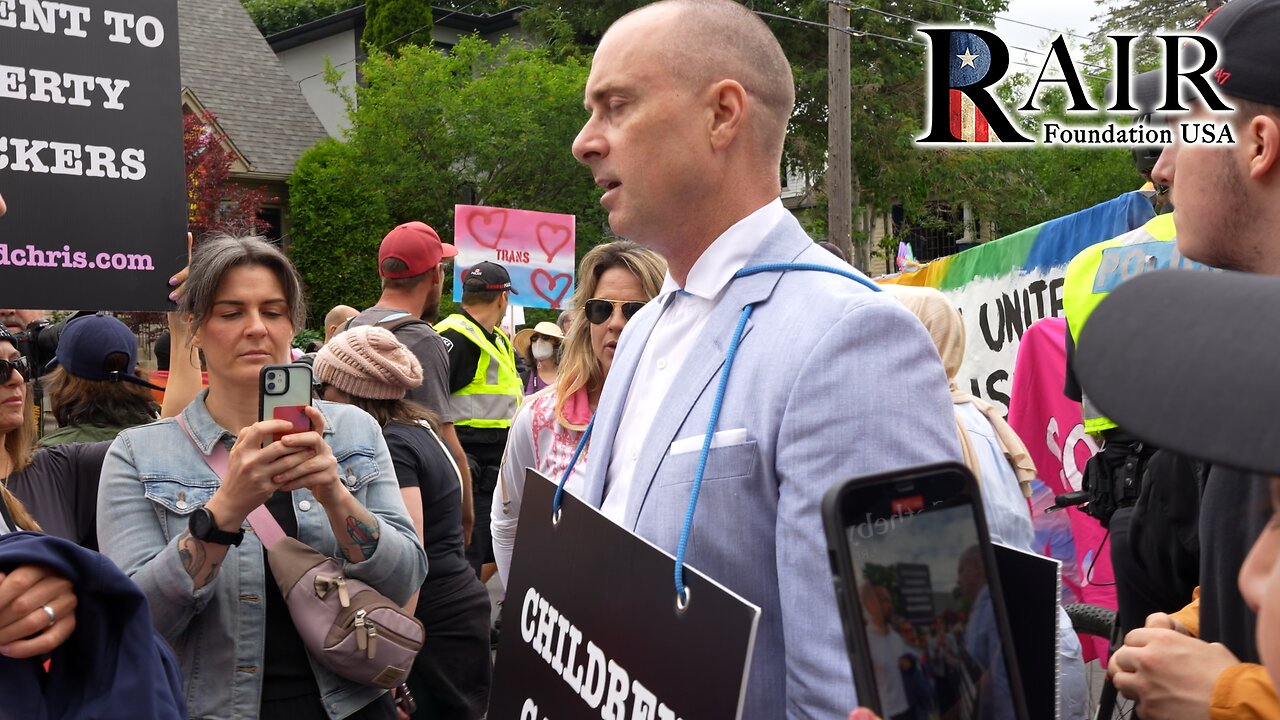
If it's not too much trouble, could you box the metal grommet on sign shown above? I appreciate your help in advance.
[675,585,691,614]
[551,507,562,527]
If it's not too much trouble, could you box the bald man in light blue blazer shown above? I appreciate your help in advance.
[569,2,961,717]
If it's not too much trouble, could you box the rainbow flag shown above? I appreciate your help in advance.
[878,191,1154,412]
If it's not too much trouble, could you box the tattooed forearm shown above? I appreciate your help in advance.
[178,531,225,589]
[342,515,380,562]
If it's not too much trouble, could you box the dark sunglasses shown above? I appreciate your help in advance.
[583,298,646,325]
[0,356,32,384]
[313,380,329,398]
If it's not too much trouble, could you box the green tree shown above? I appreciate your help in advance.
[363,0,433,53]
[288,37,607,323]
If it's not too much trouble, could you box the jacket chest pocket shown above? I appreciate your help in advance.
[141,476,219,541]
[655,440,759,488]
[335,448,380,493]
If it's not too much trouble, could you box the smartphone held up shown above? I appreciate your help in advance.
[823,463,1030,720]
[258,364,313,448]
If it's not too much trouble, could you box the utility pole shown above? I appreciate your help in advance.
[827,1,855,267]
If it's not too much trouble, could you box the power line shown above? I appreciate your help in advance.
[293,0,488,88]
[828,1,1108,73]
[915,0,1093,42]
[754,9,925,46]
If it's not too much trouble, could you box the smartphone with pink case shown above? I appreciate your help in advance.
[258,364,313,448]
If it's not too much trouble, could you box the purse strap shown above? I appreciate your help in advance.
[175,414,287,549]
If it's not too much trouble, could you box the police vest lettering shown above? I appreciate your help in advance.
[1062,214,1211,433]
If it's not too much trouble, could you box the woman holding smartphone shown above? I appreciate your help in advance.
[97,235,426,720]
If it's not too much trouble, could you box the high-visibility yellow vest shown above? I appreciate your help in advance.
[435,313,523,429]
[1062,213,1202,434]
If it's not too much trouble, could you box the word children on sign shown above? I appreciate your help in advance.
[0,0,186,311]
[491,471,760,720]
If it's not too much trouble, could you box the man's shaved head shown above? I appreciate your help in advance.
[610,0,795,161]
[323,304,359,341]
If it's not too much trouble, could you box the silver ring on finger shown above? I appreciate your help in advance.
[41,604,56,628]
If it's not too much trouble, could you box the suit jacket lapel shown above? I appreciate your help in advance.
[621,216,815,528]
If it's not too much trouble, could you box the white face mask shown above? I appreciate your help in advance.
[531,338,556,361]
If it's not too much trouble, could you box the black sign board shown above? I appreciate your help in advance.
[0,0,185,311]
[492,471,761,720]
[992,543,1062,720]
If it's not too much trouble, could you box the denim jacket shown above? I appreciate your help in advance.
[97,391,428,720]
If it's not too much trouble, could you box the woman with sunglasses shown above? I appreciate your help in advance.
[1,328,114,554]
[96,235,426,720]
[491,241,665,586]
[0,190,87,660]
[0,325,86,665]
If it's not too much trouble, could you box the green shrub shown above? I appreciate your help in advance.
[241,0,362,37]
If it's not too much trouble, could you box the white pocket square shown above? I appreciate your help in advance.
[668,428,749,456]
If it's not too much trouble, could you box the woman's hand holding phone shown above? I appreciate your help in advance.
[271,406,347,508]
[203,418,318,528]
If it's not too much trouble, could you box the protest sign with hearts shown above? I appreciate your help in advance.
[454,205,576,310]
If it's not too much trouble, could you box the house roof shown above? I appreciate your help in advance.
[179,0,328,181]
[265,5,524,52]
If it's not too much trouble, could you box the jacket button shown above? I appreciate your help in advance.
[298,500,312,512]
[176,499,188,510]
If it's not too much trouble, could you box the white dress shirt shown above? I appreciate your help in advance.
[601,198,788,522]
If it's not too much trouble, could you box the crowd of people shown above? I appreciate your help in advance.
[6,0,1280,718]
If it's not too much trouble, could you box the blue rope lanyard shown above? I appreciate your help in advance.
[552,261,881,607]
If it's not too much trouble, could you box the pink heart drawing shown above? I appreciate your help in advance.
[466,209,508,249]
[535,222,572,263]
[530,269,573,309]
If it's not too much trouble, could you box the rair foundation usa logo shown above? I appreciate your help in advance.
[915,27,1237,148]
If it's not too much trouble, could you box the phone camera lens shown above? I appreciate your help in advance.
[268,382,278,391]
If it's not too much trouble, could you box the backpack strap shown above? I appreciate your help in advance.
[175,414,287,548]
[378,312,429,334]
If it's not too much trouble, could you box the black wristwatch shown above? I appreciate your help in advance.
[188,507,245,546]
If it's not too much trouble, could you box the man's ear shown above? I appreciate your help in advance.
[707,79,748,151]
[1246,113,1280,180]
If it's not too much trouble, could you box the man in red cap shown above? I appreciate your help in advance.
[347,221,475,544]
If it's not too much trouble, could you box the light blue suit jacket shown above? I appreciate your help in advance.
[582,214,961,718]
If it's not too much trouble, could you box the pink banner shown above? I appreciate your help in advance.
[1007,317,1115,662]
[453,205,576,310]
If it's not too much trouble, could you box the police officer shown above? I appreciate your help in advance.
[436,261,523,584]
[1061,108,1210,633]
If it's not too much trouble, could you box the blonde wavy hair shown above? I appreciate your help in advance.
[2,393,41,531]
[554,241,666,429]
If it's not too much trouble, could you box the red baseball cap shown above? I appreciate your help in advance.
[378,221,458,278]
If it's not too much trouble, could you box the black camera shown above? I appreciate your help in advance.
[13,316,74,381]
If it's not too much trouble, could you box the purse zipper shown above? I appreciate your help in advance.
[354,609,368,653]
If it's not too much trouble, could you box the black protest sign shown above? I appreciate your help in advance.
[0,0,185,311]
[492,471,761,720]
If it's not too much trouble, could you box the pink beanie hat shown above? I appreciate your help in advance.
[313,325,423,400]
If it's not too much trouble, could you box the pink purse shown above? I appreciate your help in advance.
[177,416,425,689]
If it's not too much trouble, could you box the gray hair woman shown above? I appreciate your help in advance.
[97,235,426,720]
